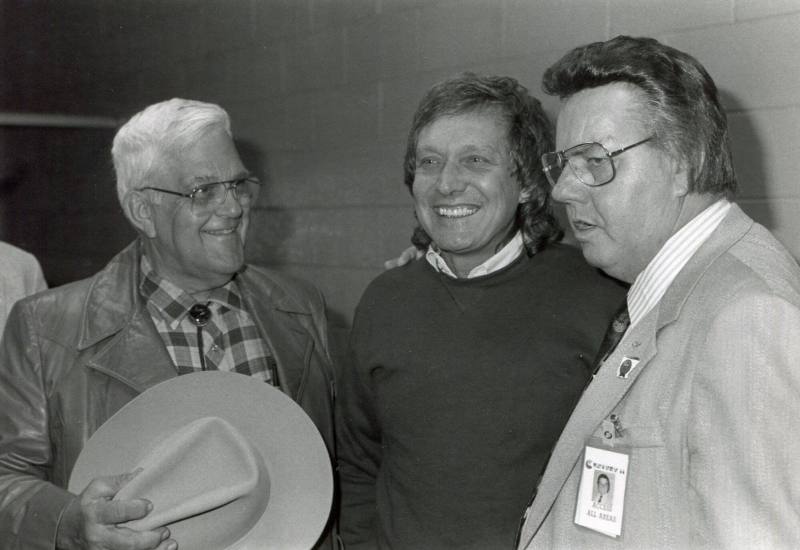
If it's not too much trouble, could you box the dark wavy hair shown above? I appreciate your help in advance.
[404,73,563,254]
[543,35,736,198]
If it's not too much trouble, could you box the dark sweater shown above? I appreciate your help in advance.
[337,244,626,549]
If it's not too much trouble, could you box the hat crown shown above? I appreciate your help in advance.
[69,371,333,549]
[116,416,269,548]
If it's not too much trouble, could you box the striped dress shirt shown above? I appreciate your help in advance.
[627,199,731,329]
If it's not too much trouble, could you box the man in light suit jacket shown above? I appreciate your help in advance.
[516,35,800,549]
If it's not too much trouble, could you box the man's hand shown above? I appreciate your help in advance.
[56,471,177,550]
[383,246,422,270]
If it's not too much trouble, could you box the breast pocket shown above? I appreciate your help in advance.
[614,425,684,548]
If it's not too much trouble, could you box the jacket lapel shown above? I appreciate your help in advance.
[518,204,755,548]
[83,308,177,393]
[238,267,313,401]
[76,241,177,393]
[518,314,658,548]
[73,242,325,397]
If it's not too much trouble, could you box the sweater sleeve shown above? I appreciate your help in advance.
[336,299,384,547]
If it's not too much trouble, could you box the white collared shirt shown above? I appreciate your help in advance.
[425,231,525,279]
[627,199,731,328]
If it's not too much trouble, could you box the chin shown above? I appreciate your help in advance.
[430,232,474,251]
[209,255,245,277]
[581,248,614,275]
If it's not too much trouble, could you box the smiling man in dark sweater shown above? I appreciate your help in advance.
[336,74,625,549]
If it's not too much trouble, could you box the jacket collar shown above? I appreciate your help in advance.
[237,266,316,399]
[77,240,143,350]
[654,203,752,330]
[76,240,315,398]
[517,204,754,548]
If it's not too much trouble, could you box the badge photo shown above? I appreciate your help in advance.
[574,444,630,538]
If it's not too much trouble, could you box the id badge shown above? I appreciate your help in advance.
[573,427,630,538]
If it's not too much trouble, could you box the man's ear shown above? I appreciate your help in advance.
[671,147,702,198]
[123,190,157,238]
[671,157,693,198]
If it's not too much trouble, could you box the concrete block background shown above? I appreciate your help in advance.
[2,0,799,358]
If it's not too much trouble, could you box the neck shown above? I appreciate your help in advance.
[621,193,721,284]
[440,227,519,278]
[141,246,234,298]
[670,192,719,236]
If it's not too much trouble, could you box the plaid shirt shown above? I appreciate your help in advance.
[139,255,276,384]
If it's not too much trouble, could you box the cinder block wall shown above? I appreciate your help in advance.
[2,0,799,353]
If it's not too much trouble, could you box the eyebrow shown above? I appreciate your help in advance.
[189,170,251,185]
[416,143,501,155]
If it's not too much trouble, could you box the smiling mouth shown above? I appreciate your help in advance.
[203,227,239,236]
[434,206,478,218]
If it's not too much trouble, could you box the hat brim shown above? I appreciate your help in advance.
[68,371,333,549]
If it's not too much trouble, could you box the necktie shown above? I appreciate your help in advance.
[591,301,630,374]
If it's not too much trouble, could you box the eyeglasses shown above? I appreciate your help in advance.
[541,137,653,187]
[140,176,262,214]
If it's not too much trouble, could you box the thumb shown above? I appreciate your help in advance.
[82,468,144,500]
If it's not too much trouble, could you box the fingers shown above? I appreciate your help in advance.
[91,497,152,525]
[80,511,171,550]
[81,470,151,525]
[71,470,173,550]
[81,469,141,500]
[154,534,179,550]
[107,525,174,550]
[384,246,422,270]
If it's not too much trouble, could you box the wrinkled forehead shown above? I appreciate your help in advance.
[418,106,511,151]
[161,129,247,188]
[555,83,650,150]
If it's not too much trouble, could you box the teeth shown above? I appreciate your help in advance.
[205,227,237,235]
[434,206,477,218]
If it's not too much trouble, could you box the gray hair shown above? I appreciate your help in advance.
[112,98,232,204]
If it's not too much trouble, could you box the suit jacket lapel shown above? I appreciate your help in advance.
[656,204,751,327]
[518,314,659,547]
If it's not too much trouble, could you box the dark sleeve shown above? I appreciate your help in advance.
[335,296,384,547]
[0,300,74,550]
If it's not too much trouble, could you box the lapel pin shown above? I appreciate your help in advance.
[617,357,640,378]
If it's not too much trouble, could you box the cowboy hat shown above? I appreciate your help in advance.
[68,371,333,549]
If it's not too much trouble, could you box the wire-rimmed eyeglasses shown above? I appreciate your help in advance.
[140,176,262,214]
[540,137,653,187]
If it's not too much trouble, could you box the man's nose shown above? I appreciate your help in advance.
[435,161,467,195]
[550,163,585,204]
[216,184,244,216]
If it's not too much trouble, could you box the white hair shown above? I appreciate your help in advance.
[111,98,232,204]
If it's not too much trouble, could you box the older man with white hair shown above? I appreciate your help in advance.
[0,99,336,550]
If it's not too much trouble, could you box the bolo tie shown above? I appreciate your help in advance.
[188,303,212,371]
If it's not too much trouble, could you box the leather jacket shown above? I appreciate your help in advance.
[0,241,336,550]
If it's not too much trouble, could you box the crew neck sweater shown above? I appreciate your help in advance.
[337,244,626,549]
